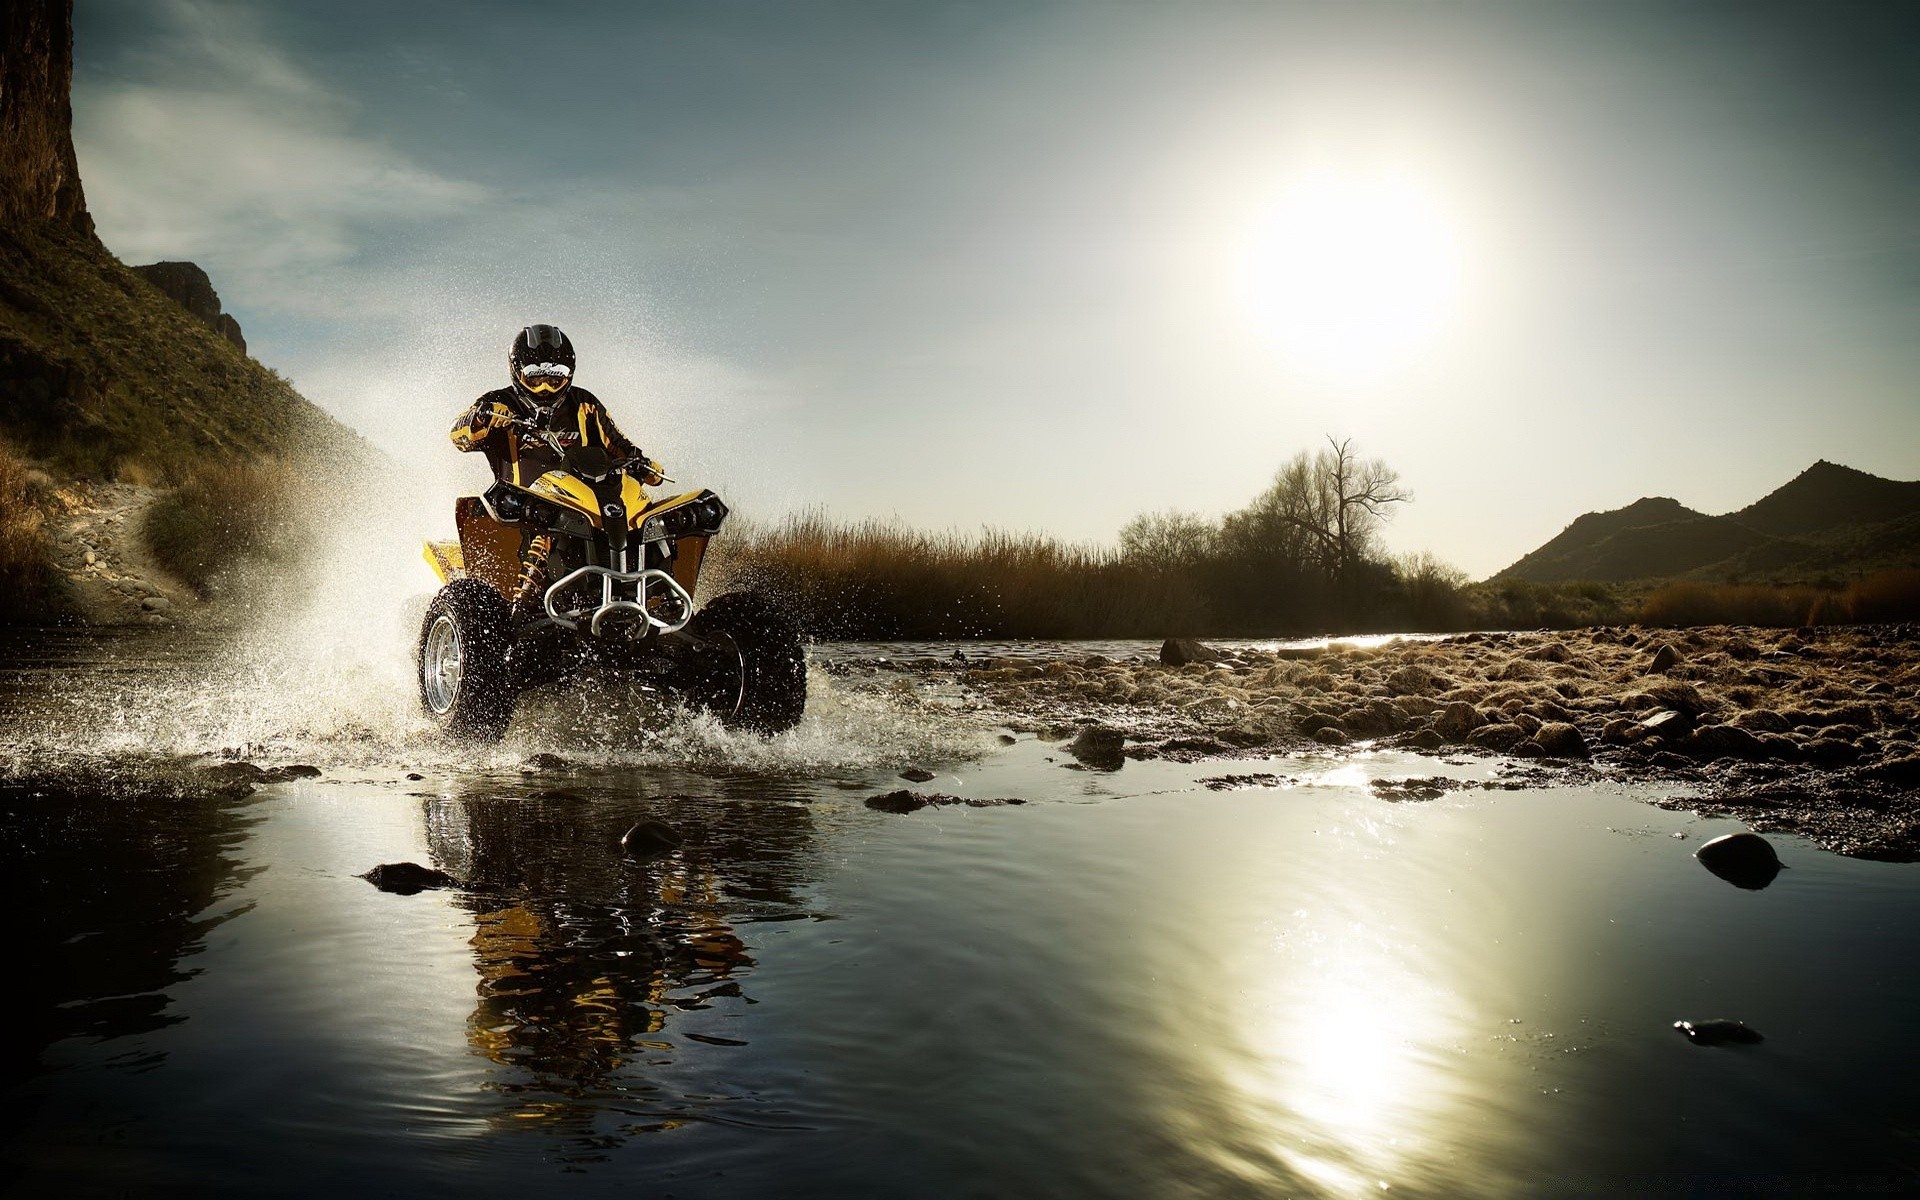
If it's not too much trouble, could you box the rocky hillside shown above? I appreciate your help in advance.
[0,0,353,484]
[0,0,366,625]
[1498,461,1920,585]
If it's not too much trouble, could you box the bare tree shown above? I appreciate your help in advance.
[1232,436,1410,587]
[1119,509,1218,569]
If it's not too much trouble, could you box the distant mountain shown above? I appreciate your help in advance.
[1495,462,1920,584]
[1731,460,1920,538]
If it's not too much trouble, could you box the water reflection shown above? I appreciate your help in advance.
[419,778,820,1154]
[0,772,260,1124]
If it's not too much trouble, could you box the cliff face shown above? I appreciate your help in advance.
[132,262,248,353]
[0,0,92,235]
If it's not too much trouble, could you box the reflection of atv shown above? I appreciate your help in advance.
[418,422,804,741]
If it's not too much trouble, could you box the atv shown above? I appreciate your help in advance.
[417,421,805,741]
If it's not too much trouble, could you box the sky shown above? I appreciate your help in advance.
[70,0,1920,577]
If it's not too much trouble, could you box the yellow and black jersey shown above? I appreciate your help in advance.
[450,387,663,488]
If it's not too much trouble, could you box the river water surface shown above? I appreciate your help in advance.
[4,630,1920,1197]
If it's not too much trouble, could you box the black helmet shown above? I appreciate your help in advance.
[510,324,575,402]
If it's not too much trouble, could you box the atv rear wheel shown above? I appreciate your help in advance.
[417,579,518,741]
[686,590,807,734]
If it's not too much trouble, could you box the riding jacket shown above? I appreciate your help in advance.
[451,387,663,489]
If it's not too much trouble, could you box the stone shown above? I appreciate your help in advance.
[1673,1019,1764,1046]
[899,767,936,783]
[1650,644,1682,673]
[1311,726,1352,747]
[361,862,457,895]
[621,820,683,859]
[1533,722,1589,758]
[865,790,1026,814]
[1067,724,1126,770]
[1467,723,1527,752]
[521,752,569,772]
[1434,701,1483,741]
[1694,831,1783,890]
[1686,724,1767,760]
[1161,638,1223,666]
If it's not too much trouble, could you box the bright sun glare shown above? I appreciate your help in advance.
[1240,171,1463,380]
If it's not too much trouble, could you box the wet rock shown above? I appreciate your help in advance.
[1673,1019,1764,1046]
[1371,776,1463,802]
[1686,724,1767,761]
[1311,726,1352,747]
[621,820,683,859]
[899,767,936,783]
[405,772,424,781]
[1200,772,1293,791]
[1161,638,1224,666]
[361,862,457,895]
[1694,831,1784,890]
[1067,724,1126,770]
[996,734,1018,745]
[1640,709,1692,736]
[1533,722,1590,759]
[1434,700,1483,741]
[1804,737,1862,767]
[1601,718,1639,745]
[521,753,569,772]
[1649,644,1682,673]
[1467,723,1527,752]
[865,790,1026,814]
[261,764,321,782]
[1403,727,1444,751]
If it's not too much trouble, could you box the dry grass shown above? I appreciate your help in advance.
[706,511,1207,639]
[1827,569,1920,624]
[1639,581,1827,628]
[144,461,301,595]
[0,439,60,623]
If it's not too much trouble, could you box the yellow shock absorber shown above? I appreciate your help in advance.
[514,532,554,610]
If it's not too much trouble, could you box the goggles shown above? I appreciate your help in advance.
[517,361,572,394]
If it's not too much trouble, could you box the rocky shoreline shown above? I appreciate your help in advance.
[851,624,1920,861]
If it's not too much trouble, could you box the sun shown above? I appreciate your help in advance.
[1240,170,1463,380]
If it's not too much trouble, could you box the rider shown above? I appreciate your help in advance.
[451,324,664,618]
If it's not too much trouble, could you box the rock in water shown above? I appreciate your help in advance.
[899,767,936,783]
[522,752,569,772]
[1067,724,1126,770]
[361,862,457,895]
[1673,1019,1764,1046]
[621,820,683,859]
[1694,831,1784,890]
[866,790,1026,814]
[1160,638,1223,666]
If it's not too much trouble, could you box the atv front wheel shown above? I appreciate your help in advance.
[417,579,518,741]
[686,590,807,734]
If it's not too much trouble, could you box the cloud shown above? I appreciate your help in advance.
[74,0,485,278]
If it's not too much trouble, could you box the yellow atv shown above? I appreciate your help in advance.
[418,425,805,741]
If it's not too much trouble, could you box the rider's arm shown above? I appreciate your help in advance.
[593,405,666,485]
[450,399,514,451]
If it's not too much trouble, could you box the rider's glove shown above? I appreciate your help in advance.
[485,406,515,430]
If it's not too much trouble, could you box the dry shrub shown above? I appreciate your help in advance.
[144,461,301,595]
[1640,581,1826,628]
[1831,569,1920,624]
[0,439,59,623]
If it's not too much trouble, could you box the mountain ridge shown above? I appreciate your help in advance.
[1496,460,1920,584]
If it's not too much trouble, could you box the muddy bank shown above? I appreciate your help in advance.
[847,625,1920,860]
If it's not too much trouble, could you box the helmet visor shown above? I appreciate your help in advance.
[517,361,572,394]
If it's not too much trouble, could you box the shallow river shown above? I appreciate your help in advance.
[4,630,1920,1197]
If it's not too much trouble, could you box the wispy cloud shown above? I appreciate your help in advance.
[75,0,484,279]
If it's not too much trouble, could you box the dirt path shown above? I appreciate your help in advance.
[43,481,196,626]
